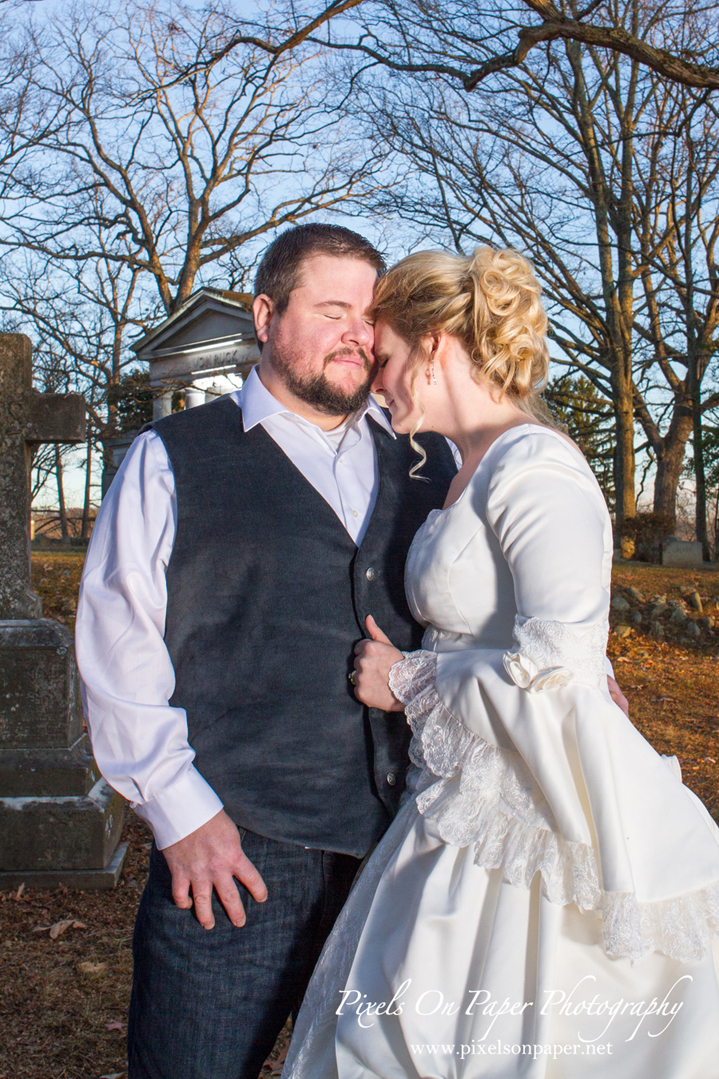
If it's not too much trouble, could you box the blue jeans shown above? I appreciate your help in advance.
[128,829,360,1079]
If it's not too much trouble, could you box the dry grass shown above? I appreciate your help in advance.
[0,555,715,1079]
[608,563,719,820]
[0,815,149,1079]
[31,549,85,633]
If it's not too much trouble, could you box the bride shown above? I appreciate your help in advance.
[283,247,719,1078]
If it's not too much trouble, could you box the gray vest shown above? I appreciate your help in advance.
[149,397,455,856]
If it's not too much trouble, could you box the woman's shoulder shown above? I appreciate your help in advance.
[472,424,607,523]
[445,423,606,526]
[483,423,591,480]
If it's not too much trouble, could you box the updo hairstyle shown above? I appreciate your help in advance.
[370,246,554,425]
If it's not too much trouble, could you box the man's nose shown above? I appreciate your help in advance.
[342,315,372,348]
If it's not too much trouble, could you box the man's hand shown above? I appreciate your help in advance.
[162,809,267,930]
[353,615,405,711]
[607,675,629,717]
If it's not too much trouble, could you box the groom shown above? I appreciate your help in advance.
[76,224,458,1079]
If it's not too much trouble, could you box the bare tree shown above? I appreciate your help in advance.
[346,0,719,532]
[1,232,146,408]
[0,3,65,207]
[3,0,383,316]
[307,0,719,93]
[632,88,719,554]
[350,28,642,523]
[0,0,387,528]
[0,234,148,534]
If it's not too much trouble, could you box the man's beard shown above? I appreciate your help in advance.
[272,346,376,416]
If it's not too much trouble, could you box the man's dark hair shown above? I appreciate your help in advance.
[254,223,385,314]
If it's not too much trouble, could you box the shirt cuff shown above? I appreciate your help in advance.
[131,766,225,849]
[605,655,615,679]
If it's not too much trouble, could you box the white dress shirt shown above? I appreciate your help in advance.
[76,368,398,849]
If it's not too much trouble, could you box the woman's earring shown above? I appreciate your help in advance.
[431,359,437,385]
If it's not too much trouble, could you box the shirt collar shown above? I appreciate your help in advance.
[232,365,396,439]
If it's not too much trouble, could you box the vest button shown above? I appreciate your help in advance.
[365,567,377,581]
[386,771,397,786]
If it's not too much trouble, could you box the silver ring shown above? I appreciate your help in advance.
[348,670,357,686]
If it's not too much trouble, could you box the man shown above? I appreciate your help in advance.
[76,224,457,1079]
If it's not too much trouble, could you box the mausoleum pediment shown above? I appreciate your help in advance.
[132,289,255,360]
[131,288,259,403]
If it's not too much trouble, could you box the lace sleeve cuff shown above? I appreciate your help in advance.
[388,649,437,705]
[503,616,607,691]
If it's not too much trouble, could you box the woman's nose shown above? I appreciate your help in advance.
[371,367,385,395]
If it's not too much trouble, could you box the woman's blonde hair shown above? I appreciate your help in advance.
[370,246,555,428]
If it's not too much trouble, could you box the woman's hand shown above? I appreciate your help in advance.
[607,675,629,717]
[352,616,405,711]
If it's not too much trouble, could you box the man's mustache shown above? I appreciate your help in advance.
[323,347,375,372]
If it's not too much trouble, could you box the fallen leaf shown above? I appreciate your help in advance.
[99,1073,124,1078]
[40,918,87,940]
[49,919,75,940]
[78,960,107,974]
[13,883,25,901]
[269,1045,289,1076]
[105,1019,126,1032]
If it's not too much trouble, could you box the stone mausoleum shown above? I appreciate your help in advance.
[103,288,258,492]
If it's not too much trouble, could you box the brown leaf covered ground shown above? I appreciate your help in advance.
[608,563,719,821]
[0,554,716,1078]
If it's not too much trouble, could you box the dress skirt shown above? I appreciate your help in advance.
[287,791,719,1079]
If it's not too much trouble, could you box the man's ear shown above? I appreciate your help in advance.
[253,294,274,346]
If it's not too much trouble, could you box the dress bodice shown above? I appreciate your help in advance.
[405,425,614,657]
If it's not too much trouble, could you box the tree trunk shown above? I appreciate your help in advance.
[683,130,710,559]
[55,445,69,544]
[612,363,636,530]
[652,404,693,531]
[691,391,709,558]
[81,429,93,540]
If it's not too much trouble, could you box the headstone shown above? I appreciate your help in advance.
[0,334,126,888]
[101,430,138,498]
[662,537,704,568]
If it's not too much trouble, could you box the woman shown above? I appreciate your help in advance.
[283,247,719,1078]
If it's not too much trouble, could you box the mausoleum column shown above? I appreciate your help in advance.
[153,389,173,420]
[185,383,205,409]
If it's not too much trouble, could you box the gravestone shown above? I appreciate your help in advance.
[662,537,704,568]
[0,334,127,888]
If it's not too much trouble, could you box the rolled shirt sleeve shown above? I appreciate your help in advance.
[75,430,224,849]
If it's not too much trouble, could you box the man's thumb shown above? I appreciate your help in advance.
[366,614,392,644]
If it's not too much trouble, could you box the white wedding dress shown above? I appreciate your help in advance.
[284,426,719,1079]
